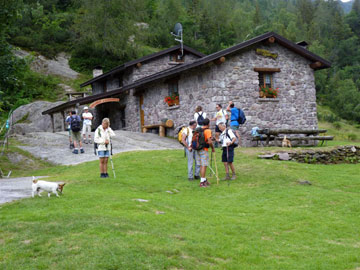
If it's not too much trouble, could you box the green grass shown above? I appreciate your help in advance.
[1,148,359,269]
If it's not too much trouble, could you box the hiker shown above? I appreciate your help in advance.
[65,111,74,149]
[218,122,237,180]
[70,110,84,154]
[181,120,200,181]
[194,118,214,187]
[94,118,115,178]
[226,101,241,141]
[211,104,228,147]
[82,106,93,144]
[194,105,206,128]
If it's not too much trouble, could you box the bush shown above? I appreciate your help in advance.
[348,133,358,141]
[332,122,342,130]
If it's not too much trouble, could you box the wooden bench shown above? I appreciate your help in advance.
[253,129,334,146]
[142,120,174,137]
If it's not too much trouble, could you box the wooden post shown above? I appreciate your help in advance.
[61,111,65,131]
[214,56,226,65]
[159,126,165,137]
[268,37,275,43]
[50,114,55,133]
[310,61,322,69]
[136,62,142,68]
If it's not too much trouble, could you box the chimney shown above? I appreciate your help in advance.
[93,65,103,78]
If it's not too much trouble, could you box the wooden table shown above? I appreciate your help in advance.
[253,129,334,146]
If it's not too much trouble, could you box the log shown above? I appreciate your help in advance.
[268,37,276,43]
[165,119,174,128]
[254,67,281,72]
[142,124,165,129]
[310,61,322,69]
[258,129,327,135]
[274,136,334,141]
[159,126,165,137]
[214,56,226,65]
[136,62,142,68]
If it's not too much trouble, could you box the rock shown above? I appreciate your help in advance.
[278,152,290,161]
[134,199,149,202]
[6,152,35,165]
[11,101,65,134]
[14,50,79,79]
[258,154,276,159]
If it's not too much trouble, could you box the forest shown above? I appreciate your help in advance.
[1,0,360,123]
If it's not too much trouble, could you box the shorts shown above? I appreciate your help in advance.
[222,146,234,163]
[98,150,110,158]
[71,131,81,142]
[195,149,209,167]
[68,129,72,137]
[230,125,239,131]
[215,125,221,133]
[82,124,91,135]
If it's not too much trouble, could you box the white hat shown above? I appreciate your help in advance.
[84,106,89,110]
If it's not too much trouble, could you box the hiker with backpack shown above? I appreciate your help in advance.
[218,122,237,180]
[211,104,228,147]
[65,111,74,149]
[180,120,200,181]
[69,110,84,154]
[194,106,206,128]
[192,118,214,188]
[94,118,116,178]
[226,101,246,144]
[82,106,93,144]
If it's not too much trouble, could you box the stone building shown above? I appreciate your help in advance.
[43,32,331,146]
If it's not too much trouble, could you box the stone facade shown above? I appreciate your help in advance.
[137,43,318,146]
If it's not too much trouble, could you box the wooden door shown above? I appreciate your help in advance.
[139,94,144,131]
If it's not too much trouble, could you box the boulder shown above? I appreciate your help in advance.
[11,101,65,134]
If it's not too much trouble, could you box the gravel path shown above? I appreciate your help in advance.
[13,130,182,165]
[1,131,182,204]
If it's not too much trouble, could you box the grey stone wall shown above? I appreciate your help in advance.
[92,81,104,95]
[136,43,319,146]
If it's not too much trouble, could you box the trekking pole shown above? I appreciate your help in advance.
[227,146,230,187]
[108,132,116,179]
[209,151,213,177]
[214,150,220,185]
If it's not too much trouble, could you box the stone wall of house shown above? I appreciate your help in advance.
[136,42,318,146]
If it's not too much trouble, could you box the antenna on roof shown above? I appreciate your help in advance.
[171,22,183,57]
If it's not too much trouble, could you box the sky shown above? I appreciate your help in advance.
[340,0,352,2]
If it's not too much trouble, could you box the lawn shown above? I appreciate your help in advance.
[1,147,359,270]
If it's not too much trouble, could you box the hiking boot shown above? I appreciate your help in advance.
[80,148,84,154]
[194,175,200,180]
[204,180,211,186]
[88,139,92,144]
[199,182,207,188]
[222,174,230,180]
[72,149,79,154]
[105,173,109,178]
[188,178,194,181]
[100,173,106,178]
[70,143,74,149]
[83,139,87,144]
[231,174,236,180]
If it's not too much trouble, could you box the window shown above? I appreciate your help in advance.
[254,68,281,99]
[169,53,185,63]
[164,78,180,106]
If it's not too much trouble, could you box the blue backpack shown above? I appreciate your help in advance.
[237,109,246,125]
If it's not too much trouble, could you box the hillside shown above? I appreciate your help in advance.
[1,0,360,124]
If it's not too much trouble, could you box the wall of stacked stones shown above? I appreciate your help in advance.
[139,43,318,145]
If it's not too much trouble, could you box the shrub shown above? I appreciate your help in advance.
[348,133,358,141]
[332,122,342,130]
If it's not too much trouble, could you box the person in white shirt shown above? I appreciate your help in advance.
[94,118,116,178]
[181,120,200,181]
[211,104,228,147]
[194,105,206,128]
[82,106,93,143]
[218,122,237,180]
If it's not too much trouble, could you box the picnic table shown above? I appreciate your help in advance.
[142,120,174,137]
[252,128,334,146]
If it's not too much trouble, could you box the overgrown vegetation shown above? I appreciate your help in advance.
[2,0,360,122]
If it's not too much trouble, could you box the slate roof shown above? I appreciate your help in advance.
[43,32,331,115]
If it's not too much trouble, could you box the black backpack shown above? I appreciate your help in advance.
[237,109,246,125]
[196,112,205,126]
[225,129,239,148]
[71,116,81,132]
[191,127,209,150]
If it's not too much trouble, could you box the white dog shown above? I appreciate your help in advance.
[32,176,66,198]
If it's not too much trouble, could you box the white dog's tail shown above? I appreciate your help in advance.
[32,176,38,184]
